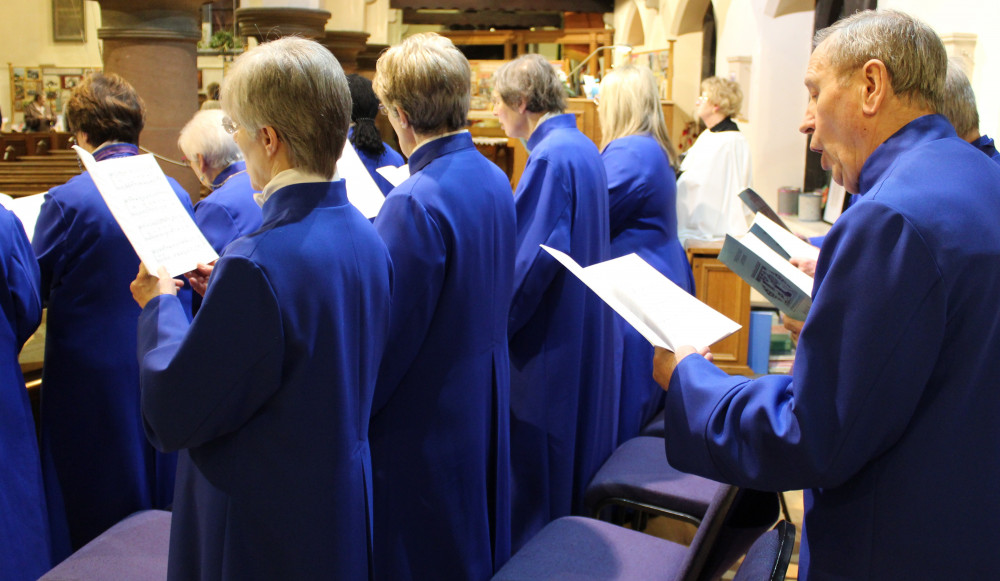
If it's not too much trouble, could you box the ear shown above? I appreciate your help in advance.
[196,153,209,175]
[395,107,410,129]
[860,58,890,116]
[259,126,281,157]
[517,98,528,115]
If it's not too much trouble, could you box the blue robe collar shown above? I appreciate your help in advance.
[858,114,956,195]
[971,134,1000,161]
[260,179,350,229]
[526,113,578,151]
[93,142,139,161]
[212,161,247,188]
[407,132,474,174]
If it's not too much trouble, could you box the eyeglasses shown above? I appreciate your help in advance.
[221,116,240,135]
[378,104,389,116]
[695,94,709,105]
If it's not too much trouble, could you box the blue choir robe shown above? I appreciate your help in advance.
[663,115,1000,580]
[350,127,406,195]
[138,180,392,581]
[507,114,616,550]
[0,207,51,580]
[32,143,193,555]
[371,132,515,580]
[602,134,694,445]
[192,161,261,314]
[970,133,1000,163]
[193,161,261,254]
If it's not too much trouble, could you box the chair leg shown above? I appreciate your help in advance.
[778,491,793,523]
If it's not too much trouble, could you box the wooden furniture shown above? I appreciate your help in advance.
[686,241,753,375]
[442,28,615,77]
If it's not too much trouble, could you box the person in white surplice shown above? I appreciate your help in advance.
[675,76,752,246]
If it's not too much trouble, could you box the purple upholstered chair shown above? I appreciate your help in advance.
[39,510,171,580]
[731,520,795,581]
[493,485,780,581]
[585,436,723,528]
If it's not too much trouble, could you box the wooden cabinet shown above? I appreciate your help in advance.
[687,242,753,375]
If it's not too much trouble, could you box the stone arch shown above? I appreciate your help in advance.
[621,1,646,48]
[669,0,712,37]
[763,0,815,18]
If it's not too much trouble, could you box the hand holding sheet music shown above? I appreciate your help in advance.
[540,245,741,351]
[74,146,217,278]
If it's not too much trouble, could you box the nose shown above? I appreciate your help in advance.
[799,101,815,136]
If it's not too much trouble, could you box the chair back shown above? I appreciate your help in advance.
[676,488,781,581]
[732,520,796,581]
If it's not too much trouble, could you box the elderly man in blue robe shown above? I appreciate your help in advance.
[131,37,392,580]
[937,57,1000,163]
[654,10,1000,580]
[370,32,515,581]
[493,53,616,551]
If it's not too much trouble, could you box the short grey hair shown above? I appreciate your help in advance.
[373,33,470,134]
[814,9,946,111]
[177,109,243,171]
[938,58,979,139]
[493,53,566,114]
[220,36,350,179]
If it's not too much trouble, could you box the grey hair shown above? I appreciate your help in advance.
[938,58,979,139]
[373,33,470,134]
[177,109,243,171]
[220,36,350,179]
[700,76,743,119]
[814,9,946,111]
[493,53,567,114]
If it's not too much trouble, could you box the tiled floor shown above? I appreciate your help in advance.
[641,489,804,580]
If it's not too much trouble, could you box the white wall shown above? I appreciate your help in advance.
[879,0,1000,139]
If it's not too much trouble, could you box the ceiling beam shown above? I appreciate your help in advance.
[390,0,613,14]
[401,9,563,29]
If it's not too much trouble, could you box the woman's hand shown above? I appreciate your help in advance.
[131,264,182,308]
[185,262,216,297]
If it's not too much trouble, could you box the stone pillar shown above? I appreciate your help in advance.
[319,31,370,74]
[96,0,207,201]
[235,7,330,43]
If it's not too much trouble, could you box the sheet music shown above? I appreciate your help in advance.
[337,142,386,218]
[0,192,45,241]
[74,146,218,277]
[376,164,410,188]
[541,245,741,351]
[750,213,820,262]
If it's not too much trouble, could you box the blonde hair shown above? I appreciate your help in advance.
[598,65,677,168]
[373,33,470,134]
[701,76,743,118]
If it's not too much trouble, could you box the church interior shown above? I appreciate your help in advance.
[2,1,998,579]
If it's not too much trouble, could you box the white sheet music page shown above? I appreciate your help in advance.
[74,146,218,277]
[540,245,741,351]
[337,142,386,218]
[376,164,410,188]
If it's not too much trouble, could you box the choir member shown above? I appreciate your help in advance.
[0,206,51,579]
[369,32,515,580]
[131,37,392,580]
[596,64,694,444]
[655,10,1000,579]
[33,73,192,555]
[347,74,406,195]
[492,53,616,550]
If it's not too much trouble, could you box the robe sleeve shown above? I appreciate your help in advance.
[508,157,572,335]
[372,189,446,412]
[138,255,284,452]
[194,201,241,254]
[2,210,41,347]
[31,193,69,302]
[664,201,944,491]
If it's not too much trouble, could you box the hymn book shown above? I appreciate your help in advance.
[540,245,741,351]
[73,146,218,277]
[738,188,790,231]
[718,213,816,321]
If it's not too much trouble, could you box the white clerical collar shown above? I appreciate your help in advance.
[255,167,335,207]
[409,129,469,157]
